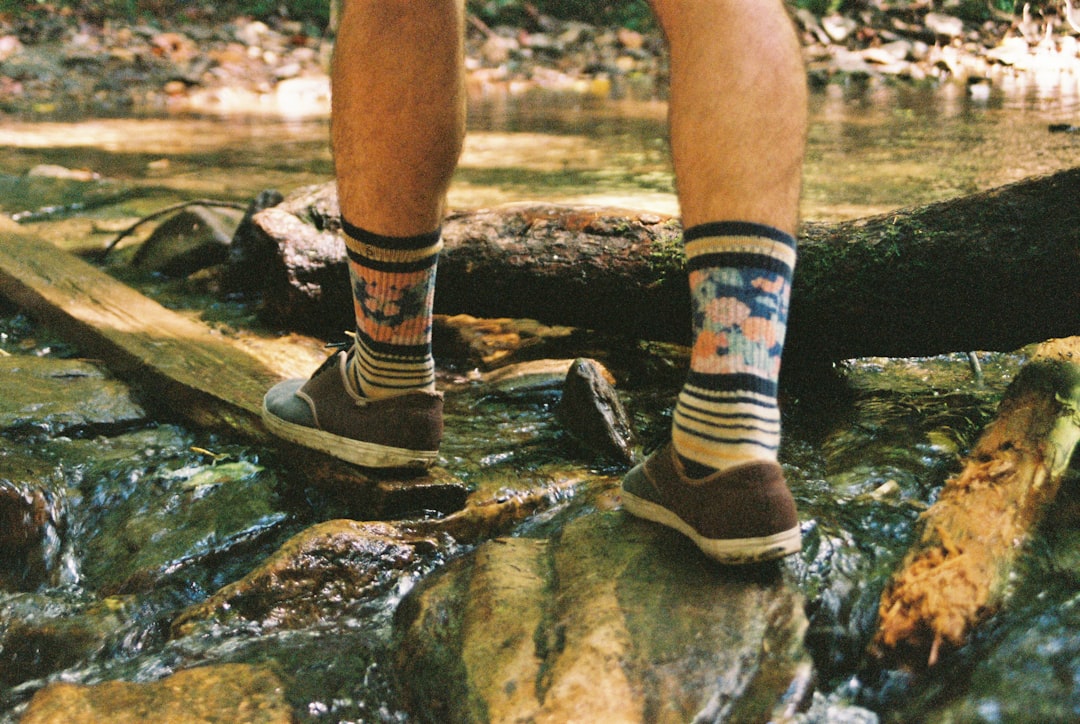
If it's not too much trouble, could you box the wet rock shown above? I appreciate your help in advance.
[223,188,285,294]
[0,356,144,435]
[26,164,100,181]
[480,34,516,65]
[821,14,858,43]
[150,31,198,65]
[21,663,293,724]
[924,13,965,40]
[171,519,442,635]
[0,479,49,559]
[245,184,351,334]
[0,35,22,62]
[0,592,132,688]
[0,452,65,592]
[616,27,645,51]
[830,47,874,76]
[79,452,287,595]
[556,357,636,464]
[416,469,591,546]
[878,39,915,63]
[133,204,245,277]
[272,74,330,114]
[395,500,812,723]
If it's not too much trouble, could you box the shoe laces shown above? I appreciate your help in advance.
[309,332,355,376]
[325,330,356,352]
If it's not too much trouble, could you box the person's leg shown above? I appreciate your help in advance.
[333,0,466,399]
[621,0,807,562]
[262,0,465,468]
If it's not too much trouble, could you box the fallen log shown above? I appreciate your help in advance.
[871,336,1080,669]
[246,168,1080,367]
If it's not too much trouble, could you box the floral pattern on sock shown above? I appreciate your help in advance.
[689,266,789,379]
[351,265,436,345]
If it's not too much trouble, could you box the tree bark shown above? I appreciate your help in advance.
[247,167,1080,367]
[870,336,1080,670]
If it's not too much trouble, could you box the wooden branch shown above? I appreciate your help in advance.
[248,168,1080,367]
[97,199,248,259]
[870,336,1080,669]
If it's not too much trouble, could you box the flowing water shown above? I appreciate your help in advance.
[1,76,1079,722]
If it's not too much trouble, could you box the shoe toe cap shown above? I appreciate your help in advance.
[620,461,660,503]
[263,378,316,427]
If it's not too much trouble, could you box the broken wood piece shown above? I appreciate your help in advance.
[0,223,280,437]
[871,336,1080,669]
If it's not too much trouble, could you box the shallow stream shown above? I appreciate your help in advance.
[1,76,1079,722]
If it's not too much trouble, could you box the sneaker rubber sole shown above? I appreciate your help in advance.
[621,486,801,564]
[261,402,438,469]
[620,443,801,564]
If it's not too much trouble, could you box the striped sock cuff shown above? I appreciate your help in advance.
[673,221,795,471]
[673,384,782,465]
[342,217,443,252]
[349,331,435,396]
[342,224,443,270]
[683,221,796,279]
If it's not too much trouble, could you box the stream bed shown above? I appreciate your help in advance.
[1,78,1079,722]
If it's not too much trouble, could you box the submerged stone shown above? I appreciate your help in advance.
[395,497,812,723]
[79,454,287,595]
[0,592,132,689]
[0,356,145,435]
[0,444,67,591]
[21,663,292,724]
[171,519,443,635]
[133,204,244,277]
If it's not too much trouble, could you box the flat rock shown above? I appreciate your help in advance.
[394,498,812,722]
[0,356,144,435]
[21,663,292,724]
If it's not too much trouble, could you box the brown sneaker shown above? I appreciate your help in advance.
[620,442,800,564]
[261,350,442,469]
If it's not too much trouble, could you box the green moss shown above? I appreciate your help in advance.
[643,227,685,284]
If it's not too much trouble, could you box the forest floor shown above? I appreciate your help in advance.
[0,3,1077,117]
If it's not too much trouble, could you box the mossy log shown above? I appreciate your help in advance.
[871,336,1080,669]
[247,167,1080,367]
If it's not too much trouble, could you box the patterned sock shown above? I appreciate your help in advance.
[672,221,796,477]
[341,218,441,400]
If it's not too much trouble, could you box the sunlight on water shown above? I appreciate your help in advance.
[1,79,1079,224]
